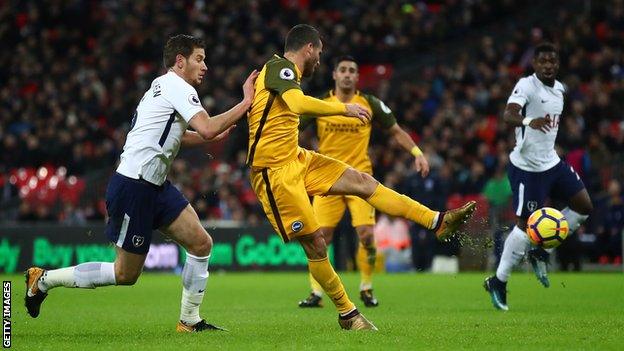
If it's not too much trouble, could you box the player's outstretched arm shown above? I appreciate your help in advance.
[181,125,236,146]
[281,88,344,115]
[281,89,371,123]
[504,103,551,133]
[185,70,259,145]
[388,123,429,177]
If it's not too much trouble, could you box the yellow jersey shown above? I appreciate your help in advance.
[302,90,396,174]
[247,55,303,168]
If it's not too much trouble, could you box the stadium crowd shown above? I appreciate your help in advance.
[1,0,622,264]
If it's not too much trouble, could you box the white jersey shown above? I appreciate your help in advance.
[507,73,565,172]
[117,71,205,185]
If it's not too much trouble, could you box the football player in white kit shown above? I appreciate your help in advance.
[484,43,593,310]
[25,35,259,332]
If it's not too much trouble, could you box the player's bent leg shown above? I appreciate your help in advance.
[565,189,592,232]
[299,227,335,308]
[327,168,378,197]
[355,225,378,307]
[161,204,225,332]
[527,247,551,288]
[162,204,213,256]
[114,247,146,285]
[297,231,377,330]
[496,223,530,283]
[526,189,592,289]
[328,168,475,239]
[25,252,125,318]
[526,188,592,290]
[329,169,438,228]
[487,223,531,309]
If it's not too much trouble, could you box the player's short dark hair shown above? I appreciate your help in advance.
[534,43,558,58]
[333,55,357,70]
[284,24,321,52]
[163,34,205,68]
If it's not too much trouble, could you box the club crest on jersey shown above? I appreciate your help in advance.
[279,68,295,80]
[132,235,145,247]
[526,201,538,212]
[291,220,304,233]
[188,94,200,106]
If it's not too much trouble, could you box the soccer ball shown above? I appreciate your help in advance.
[526,207,569,249]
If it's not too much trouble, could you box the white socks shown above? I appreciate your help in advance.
[496,226,530,282]
[494,208,588,282]
[38,262,116,292]
[561,207,589,232]
[180,253,210,325]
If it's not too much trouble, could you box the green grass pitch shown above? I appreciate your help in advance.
[4,272,623,350]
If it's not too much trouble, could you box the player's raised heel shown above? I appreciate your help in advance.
[527,248,550,288]
[435,201,477,241]
[176,319,228,332]
[24,267,48,318]
[483,276,508,311]
[298,292,323,308]
[338,310,378,331]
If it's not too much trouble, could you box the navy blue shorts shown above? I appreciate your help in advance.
[104,173,189,254]
[508,161,585,219]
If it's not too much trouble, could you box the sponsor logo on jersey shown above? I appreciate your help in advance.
[279,68,295,80]
[291,220,304,232]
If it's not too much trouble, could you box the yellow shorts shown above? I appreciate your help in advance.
[250,148,349,242]
[313,194,376,228]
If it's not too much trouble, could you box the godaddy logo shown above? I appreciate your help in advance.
[235,235,308,266]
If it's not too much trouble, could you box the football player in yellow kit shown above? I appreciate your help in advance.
[297,55,431,308]
[247,24,476,330]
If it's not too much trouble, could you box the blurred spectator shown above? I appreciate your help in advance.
[374,214,411,272]
[597,180,624,264]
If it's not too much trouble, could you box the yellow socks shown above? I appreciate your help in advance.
[366,184,438,229]
[307,257,355,314]
[356,243,374,290]
[309,272,323,296]
[310,243,376,294]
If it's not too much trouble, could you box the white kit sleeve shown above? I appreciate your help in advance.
[163,78,206,122]
[507,78,531,107]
